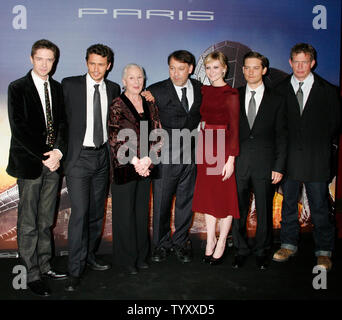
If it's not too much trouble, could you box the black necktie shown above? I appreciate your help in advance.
[44,81,55,148]
[93,84,103,148]
[181,87,189,112]
[247,90,256,129]
[296,82,304,115]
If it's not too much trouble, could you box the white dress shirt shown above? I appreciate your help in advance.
[173,79,194,110]
[245,83,265,116]
[291,72,314,110]
[83,73,108,147]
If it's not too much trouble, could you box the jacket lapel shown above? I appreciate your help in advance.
[49,79,59,130]
[252,88,269,129]
[302,75,319,116]
[27,72,46,125]
[166,78,188,113]
[239,86,251,131]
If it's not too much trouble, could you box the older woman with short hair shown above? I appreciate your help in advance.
[108,63,162,275]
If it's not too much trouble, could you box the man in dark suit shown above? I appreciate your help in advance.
[62,44,120,291]
[273,43,340,272]
[148,50,202,263]
[7,39,67,296]
[232,51,287,270]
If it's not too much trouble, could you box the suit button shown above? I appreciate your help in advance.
[249,135,254,139]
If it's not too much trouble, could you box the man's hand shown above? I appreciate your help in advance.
[42,150,61,172]
[141,90,155,103]
[271,171,283,184]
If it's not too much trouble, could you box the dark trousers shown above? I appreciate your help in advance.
[66,147,109,277]
[233,169,275,257]
[152,163,196,249]
[280,178,335,256]
[17,166,60,283]
[111,178,150,268]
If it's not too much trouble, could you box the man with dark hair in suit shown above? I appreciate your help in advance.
[62,44,120,291]
[7,39,67,297]
[273,43,340,272]
[148,50,202,263]
[232,51,287,270]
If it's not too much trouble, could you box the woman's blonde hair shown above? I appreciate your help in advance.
[204,51,228,71]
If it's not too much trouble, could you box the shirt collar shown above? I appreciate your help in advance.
[246,82,264,95]
[87,73,105,89]
[173,79,191,91]
[292,72,313,85]
[31,70,49,86]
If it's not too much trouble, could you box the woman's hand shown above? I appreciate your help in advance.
[133,156,152,177]
[222,156,235,181]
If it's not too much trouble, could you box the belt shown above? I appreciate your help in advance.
[204,124,227,130]
[82,143,106,151]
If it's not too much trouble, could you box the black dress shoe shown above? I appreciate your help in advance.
[42,269,68,280]
[151,247,171,262]
[137,262,149,269]
[256,256,268,270]
[209,253,226,266]
[87,259,112,271]
[202,254,212,264]
[125,266,138,275]
[64,276,80,292]
[174,244,193,263]
[28,280,51,297]
[232,255,246,269]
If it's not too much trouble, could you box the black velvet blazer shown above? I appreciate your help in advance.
[7,71,66,179]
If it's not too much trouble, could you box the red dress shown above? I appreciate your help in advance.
[192,84,240,218]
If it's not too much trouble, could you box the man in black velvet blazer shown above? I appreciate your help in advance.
[232,51,287,270]
[62,44,120,291]
[7,39,67,297]
[148,50,202,263]
[273,43,340,272]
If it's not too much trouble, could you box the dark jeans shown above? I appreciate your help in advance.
[17,166,60,283]
[280,178,335,256]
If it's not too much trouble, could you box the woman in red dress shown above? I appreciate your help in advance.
[192,52,240,265]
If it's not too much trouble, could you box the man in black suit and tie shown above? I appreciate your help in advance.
[7,39,67,296]
[273,43,340,272]
[148,50,202,263]
[232,51,287,270]
[62,44,120,291]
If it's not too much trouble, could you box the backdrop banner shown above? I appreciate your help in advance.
[0,0,341,255]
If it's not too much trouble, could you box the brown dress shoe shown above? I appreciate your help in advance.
[272,248,296,262]
[316,256,332,272]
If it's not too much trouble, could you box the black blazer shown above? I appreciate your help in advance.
[62,75,120,174]
[147,78,202,164]
[275,73,340,182]
[7,71,66,179]
[235,85,287,180]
